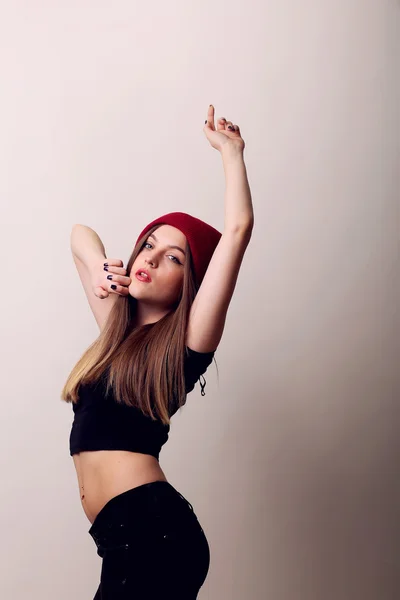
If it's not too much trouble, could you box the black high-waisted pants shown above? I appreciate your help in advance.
[89,480,210,599]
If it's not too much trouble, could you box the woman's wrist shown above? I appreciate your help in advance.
[221,146,244,164]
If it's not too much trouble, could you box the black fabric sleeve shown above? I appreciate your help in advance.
[184,346,215,395]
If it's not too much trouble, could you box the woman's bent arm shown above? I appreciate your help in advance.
[70,224,107,269]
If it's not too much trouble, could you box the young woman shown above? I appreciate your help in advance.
[61,105,254,599]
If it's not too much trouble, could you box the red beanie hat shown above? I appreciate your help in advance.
[135,212,222,286]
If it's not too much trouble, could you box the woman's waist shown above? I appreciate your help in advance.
[72,450,168,523]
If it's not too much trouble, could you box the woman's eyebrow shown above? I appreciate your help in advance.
[149,233,186,256]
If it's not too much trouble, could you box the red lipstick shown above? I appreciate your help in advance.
[135,269,152,282]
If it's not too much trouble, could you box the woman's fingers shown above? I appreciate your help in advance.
[105,267,131,295]
[104,265,126,276]
[216,116,239,133]
[93,258,131,298]
[217,117,226,130]
[94,286,109,299]
[105,273,131,286]
[109,283,130,296]
[206,105,215,129]
[95,279,130,298]
[104,258,124,267]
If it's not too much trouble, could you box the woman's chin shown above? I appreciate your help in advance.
[128,282,151,300]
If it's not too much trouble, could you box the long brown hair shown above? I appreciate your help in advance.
[60,224,216,425]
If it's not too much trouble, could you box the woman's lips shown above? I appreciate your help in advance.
[136,272,152,283]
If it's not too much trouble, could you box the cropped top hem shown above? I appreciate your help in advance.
[70,443,161,461]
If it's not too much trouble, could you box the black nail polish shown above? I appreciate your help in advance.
[107,275,113,280]
[205,120,207,124]
[104,266,108,271]
[104,263,108,267]
[111,284,117,290]
[228,126,234,131]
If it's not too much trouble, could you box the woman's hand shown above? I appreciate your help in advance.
[92,258,131,299]
[203,105,245,154]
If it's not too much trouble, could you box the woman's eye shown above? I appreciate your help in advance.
[144,242,181,265]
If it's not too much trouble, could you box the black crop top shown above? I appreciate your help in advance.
[69,347,215,461]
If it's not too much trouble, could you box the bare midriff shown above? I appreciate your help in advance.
[72,451,168,525]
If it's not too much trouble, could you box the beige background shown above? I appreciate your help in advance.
[1,1,399,598]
